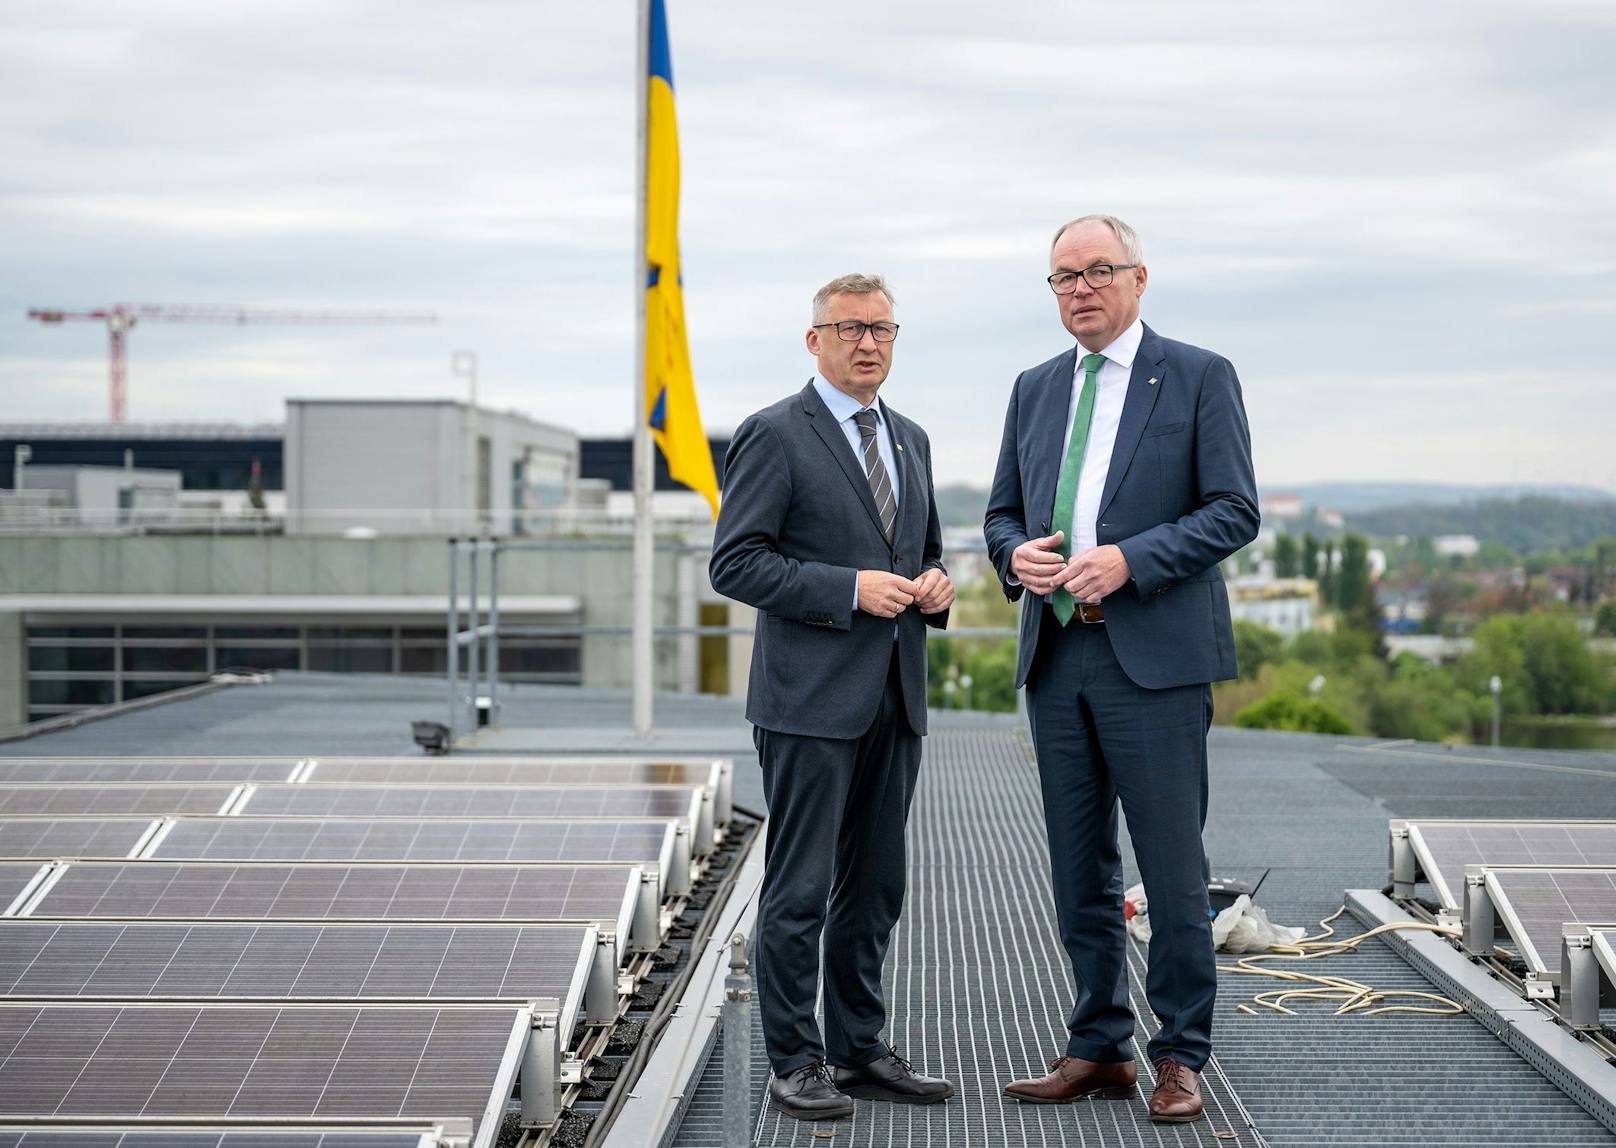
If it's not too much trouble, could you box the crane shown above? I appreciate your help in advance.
[25,303,438,422]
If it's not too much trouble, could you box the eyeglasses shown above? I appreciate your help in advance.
[1046,263,1139,294]
[811,320,900,343]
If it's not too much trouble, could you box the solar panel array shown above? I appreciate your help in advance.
[0,752,730,1144]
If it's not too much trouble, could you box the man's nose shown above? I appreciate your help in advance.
[856,329,880,350]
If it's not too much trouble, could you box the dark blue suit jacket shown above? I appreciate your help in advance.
[710,381,949,738]
[983,324,1259,690]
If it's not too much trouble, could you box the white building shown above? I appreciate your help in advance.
[285,399,578,536]
[1434,534,1481,559]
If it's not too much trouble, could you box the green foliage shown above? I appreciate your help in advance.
[963,641,1018,713]
[1596,602,1616,638]
[1300,533,1319,580]
[1273,534,1299,578]
[1454,611,1610,716]
[1336,534,1371,612]
[1232,620,1285,681]
[1234,690,1353,735]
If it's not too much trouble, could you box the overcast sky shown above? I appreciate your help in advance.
[3,1,1613,493]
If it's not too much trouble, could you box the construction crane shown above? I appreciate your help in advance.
[25,303,438,422]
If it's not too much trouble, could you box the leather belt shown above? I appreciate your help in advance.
[1073,602,1105,624]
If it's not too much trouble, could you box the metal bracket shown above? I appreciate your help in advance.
[520,996,561,1128]
[1462,866,1495,955]
[1524,973,1557,1000]
[1561,926,1601,1028]
[1389,820,1416,898]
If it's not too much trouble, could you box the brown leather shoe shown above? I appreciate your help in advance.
[1147,1058,1203,1123]
[1003,1055,1136,1104]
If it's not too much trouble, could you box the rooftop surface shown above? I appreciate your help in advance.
[6,673,1616,1146]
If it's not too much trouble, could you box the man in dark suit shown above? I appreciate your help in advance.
[985,215,1259,1123]
[709,273,956,1121]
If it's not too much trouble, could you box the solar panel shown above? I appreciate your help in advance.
[0,819,160,861]
[0,1131,440,1147]
[149,817,675,865]
[0,759,301,785]
[0,920,592,1008]
[0,1002,523,1145]
[237,783,699,820]
[303,757,720,788]
[1476,866,1616,976]
[27,861,640,930]
[0,866,49,916]
[1404,820,1616,908]
[0,786,239,817]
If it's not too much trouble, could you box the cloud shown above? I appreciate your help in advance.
[1,0,1612,494]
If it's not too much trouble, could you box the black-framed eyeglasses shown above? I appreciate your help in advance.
[1046,263,1139,294]
[812,320,900,343]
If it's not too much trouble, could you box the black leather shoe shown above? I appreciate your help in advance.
[832,1046,955,1104]
[769,1062,855,1121]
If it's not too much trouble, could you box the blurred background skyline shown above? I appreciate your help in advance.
[3,0,1614,492]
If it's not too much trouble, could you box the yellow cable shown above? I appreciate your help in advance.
[1217,907,1464,1018]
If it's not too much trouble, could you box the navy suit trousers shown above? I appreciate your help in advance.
[1025,608,1216,1070]
[753,650,921,1075]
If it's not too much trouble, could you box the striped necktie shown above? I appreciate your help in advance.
[852,408,897,543]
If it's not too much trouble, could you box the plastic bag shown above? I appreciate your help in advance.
[1123,884,1304,953]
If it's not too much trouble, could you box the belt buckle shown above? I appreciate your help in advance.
[1076,602,1102,624]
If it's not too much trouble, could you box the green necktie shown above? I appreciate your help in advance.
[1050,352,1107,626]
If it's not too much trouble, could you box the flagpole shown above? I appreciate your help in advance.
[631,0,655,739]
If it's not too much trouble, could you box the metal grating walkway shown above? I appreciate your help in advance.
[676,727,1261,1147]
[673,723,1616,1147]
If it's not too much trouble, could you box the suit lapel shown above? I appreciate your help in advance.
[1031,347,1078,532]
[886,407,924,547]
[1097,325,1167,520]
[799,380,891,546]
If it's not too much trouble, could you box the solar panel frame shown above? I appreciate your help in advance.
[0,819,165,861]
[1405,819,1616,909]
[0,786,242,818]
[0,866,53,918]
[0,1001,527,1148]
[142,817,685,896]
[0,920,595,1036]
[21,860,649,952]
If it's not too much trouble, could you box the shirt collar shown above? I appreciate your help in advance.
[813,374,884,424]
[1075,316,1144,376]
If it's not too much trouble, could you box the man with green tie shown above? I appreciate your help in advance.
[984,214,1259,1123]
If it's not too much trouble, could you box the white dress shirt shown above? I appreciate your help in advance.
[812,374,900,507]
[1059,316,1142,555]
[813,374,901,614]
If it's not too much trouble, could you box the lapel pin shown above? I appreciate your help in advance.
[896,444,904,452]
[1148,377,1158,386]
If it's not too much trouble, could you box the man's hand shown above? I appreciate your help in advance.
[1010,532,1074,596]
[1060,544,1131,602]
[858,570,919,618]
[912,568,955,615]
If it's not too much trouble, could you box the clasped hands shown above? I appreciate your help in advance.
[1010,532,1131,601]
[857,568,955,619]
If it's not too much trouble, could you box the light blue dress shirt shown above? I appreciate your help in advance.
[813,375,901,611]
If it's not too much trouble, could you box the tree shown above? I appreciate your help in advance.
[1233,620,1285,681]
[1273,533,1299,578]
[1596,602,1616,639]
[1317,540,1337,606]
[1300,533,1319,580]
[1234,690,1353,735]
[1336,533,1371,613]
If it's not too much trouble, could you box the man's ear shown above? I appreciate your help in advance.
[805,327,821,354]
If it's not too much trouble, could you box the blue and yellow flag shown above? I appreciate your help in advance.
[644,0,719,518]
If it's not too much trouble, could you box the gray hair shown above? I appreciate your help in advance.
[1050,214,1144,263]
[811,273,895,323]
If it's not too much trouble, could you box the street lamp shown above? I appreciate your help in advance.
[942,679,957,710]
[1490,675,1502,748]
[1308,674,1326,699]
[960,674,973,712]
[452,351,479,532]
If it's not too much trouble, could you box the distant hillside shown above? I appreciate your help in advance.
[1348,496,1616,553]
[1277,482,1613,514]
[936,483,990,529]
